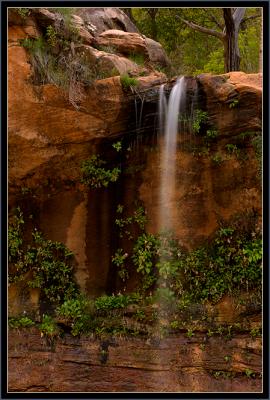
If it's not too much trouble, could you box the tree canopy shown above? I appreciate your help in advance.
[128,7,262,75]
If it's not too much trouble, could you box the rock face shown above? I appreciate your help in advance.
[7,8,262,394]
[74,7,139,36]
[8,329,262,392]
[197,72,262,136]
[8,9,262,296]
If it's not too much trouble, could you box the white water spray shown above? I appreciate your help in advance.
[159,77,186,232]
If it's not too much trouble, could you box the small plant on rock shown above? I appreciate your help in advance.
[120,74,138,89]
[81,155,121,188]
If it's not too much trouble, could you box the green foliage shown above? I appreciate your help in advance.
[8,316,35,329]
[239,20,261,73]
[120,74,139,89]
[229,99,239,108]
[16,8,30,19]
[20,37,46,52]
[39,315,59,337]
[95,294,139,311]
[128,53,146,66]
[8,209,78,304]
[186,328,194,338]
[115,206,147,238]
[153,287,176,307]
[211,153,223,165]
[8,207,24,263]
[56,296,92,320]
[132,233,158,276]
[244,368,255,378]
[206,129,218,140]
[225,144,239,154]
[192,110,208,134]
[250,327,261,338]
[46,25,58,47]
[81,155,121,188]
[252,135,262,177]
[112,248,129,281]
[131,7,261,75]
[112,141,122,152]
[179,226,262,303]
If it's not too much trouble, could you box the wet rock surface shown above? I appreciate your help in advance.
[8,329,262,392]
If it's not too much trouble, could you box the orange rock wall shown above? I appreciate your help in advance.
[8,329,262,392]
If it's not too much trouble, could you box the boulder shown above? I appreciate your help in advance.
[145,37,171,68]
[197,72,262,136]
[75,44,139,75]
[96,29,148,57]
[74,7,139,36]
[70,14,95,45]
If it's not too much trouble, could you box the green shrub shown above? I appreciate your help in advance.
[178,226,262,303]
[112,248,129,281]
[8,316,35,329]
[39,315,59,337]
[205,129,218,140]
[8,209,78,304]
[46,25,58,47]
[95,294,138,311]
[81,155,121,188]
[16,8,30,19]
[153,287,176,306]
[120,74,138,89]
[56,296,92,320]
[192,109,208,134]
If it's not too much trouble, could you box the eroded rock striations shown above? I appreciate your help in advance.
[8,7,262,393]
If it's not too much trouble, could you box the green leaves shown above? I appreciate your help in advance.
[192,110,208,134]
[8,209,78,304]
[81,155,121,188]
[120,74,139,90]
[95,294,138,311]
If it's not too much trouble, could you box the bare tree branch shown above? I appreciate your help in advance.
[241,13,261,24]
[177,15,225,40]
[203,9,224,30]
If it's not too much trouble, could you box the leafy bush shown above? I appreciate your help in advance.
[8,316,35,329]
[16,8,30,19]
[95,294,139,311]
[81,155,121,188]
[8,209,78,304]
[115,206,147,239]
[192,109,208,134]
[46,25,58,47]
[120,74,138,89]
[178,226,262,303]
[206,129,218,140]
[39,315,59,337]
[56,296,92,320]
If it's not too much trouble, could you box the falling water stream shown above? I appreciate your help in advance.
[159,77,186,232]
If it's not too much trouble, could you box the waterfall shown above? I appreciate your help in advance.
[159,77,186,232]
[158,84,167,134]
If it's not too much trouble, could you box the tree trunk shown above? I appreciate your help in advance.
[223,8,246,72]
[223,30,241,72]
